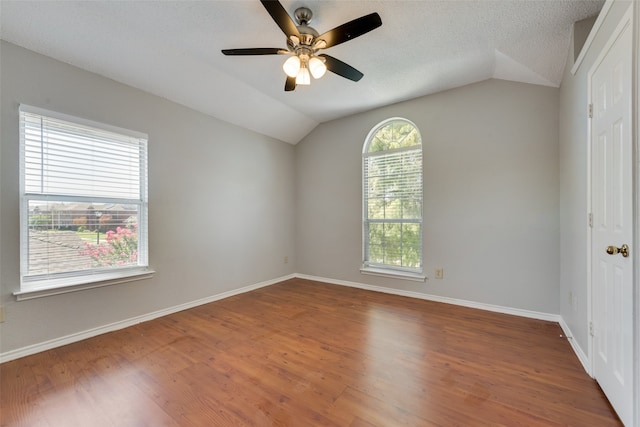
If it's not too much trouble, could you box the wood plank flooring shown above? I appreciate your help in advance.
[1,278,622,426]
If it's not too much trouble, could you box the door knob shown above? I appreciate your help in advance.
[606,244,629,257]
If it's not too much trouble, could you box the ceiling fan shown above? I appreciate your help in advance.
[221,0,382,91]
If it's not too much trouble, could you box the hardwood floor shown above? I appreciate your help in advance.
[1,278,622,426]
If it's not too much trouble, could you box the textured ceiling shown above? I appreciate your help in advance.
[1,0,604,144]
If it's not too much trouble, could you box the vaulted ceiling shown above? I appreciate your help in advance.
[1,0,604,144]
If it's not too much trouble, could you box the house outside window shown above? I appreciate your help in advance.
[18,105,150,297]
[362,118,424,281]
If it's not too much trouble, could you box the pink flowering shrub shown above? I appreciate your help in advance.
[81,225,138,267]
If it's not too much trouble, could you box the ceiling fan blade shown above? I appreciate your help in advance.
[284,76,296,91]
[316,13,382,49]
[319,54,364,82]
[260,0,300,40]
[221,48,286,56]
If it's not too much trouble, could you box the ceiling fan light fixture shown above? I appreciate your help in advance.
[222,1,382,91]
[296,64,311,85]
[309,56,327,79]
[283,55,301,78]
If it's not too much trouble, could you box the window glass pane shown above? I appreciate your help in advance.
[27,200,140,276]
[367,197,385,219]
[369,244,384,264]
[384,223,402,266]
[368,223,384,245]
[401,224,421,268]
[402,196,421,220]
[367,121,421,152]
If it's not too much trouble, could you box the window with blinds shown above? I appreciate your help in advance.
[362,118,423,277]
[19,105,149,291]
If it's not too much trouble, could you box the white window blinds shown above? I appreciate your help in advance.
[20,105,148,288]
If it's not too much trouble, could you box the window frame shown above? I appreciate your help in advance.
[361,117,425,282]
[16,105,152,300]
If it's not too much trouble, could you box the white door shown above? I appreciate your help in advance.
[590,17,633,427]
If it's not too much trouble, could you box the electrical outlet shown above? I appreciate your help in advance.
[0,306,5,323]
[435,268,444,279]
[284,256,288,264]
[569,291,577,312]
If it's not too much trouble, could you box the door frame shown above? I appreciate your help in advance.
[586,3,636,424]
[634,3,640,426]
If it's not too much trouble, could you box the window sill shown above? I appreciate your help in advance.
[14,268,155,301]
[360,267,427,282]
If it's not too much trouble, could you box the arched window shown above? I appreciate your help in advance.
[362,118,423,279]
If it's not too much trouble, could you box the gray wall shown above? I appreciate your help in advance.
[295,79,560,313]
[0,41,296,354]
[6,5,626,355]
[559,0,633,356]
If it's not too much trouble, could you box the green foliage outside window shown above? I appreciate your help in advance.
[368,121,421,152]
[29,214,52,230]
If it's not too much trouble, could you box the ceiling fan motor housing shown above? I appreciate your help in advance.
[294,7,313,25]
[292,8,319,47]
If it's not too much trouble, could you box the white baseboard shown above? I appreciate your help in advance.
[295,273,561,322]
[558,317,591,376]
[0,274,295,364]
